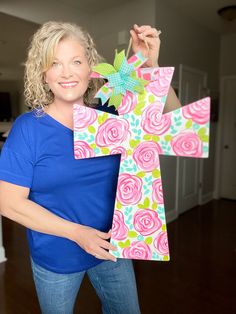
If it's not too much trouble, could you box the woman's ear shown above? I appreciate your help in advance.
[42,71,48,84]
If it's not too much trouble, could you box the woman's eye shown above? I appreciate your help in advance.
[52,61,60,67]
[74,60,81,65]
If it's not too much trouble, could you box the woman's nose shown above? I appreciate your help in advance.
[61,64,73,78]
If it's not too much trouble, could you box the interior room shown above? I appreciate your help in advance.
[0,0,235,313]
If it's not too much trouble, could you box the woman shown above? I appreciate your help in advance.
[0,21,181,313]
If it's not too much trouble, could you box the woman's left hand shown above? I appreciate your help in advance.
[130,24,161,67]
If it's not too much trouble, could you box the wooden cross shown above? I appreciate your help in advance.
[73,65,210,261]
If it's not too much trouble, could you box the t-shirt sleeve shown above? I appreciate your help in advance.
[0,115,34,188]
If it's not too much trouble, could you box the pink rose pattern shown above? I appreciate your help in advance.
[141,103,172,135]
[154,231,169,255]
[158,67,175,79]
[133,209,162,236]
[110,146,127,161]
[133,141,162,171]
[152,179,164,204]
[73,71,210,261]
[117,173,142,205]
[118,92,137,115]
[95,118,130,147]
[138,66,174,116]
[73,104,97,130]
[146,75,170,97]
[74,141,95,158]
[123,241,152,260]
[182,98,210,124]
[171,131,203,157]
[112,211,129,240]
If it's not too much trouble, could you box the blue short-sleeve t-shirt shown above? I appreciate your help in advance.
[0,106,120,273]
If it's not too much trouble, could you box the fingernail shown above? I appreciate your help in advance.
[138,33,144,38]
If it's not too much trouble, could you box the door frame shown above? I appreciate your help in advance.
[214,75,236,199]
[176,64,208,214]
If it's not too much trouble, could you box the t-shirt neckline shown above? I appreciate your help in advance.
[44,112,73,133]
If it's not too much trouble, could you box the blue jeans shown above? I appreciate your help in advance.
[31,258,141,314]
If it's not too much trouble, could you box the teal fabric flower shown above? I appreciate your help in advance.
[92,50,148,109]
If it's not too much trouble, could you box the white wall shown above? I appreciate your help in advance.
[0,0,90,27]
[155,0,220,89]
[90,0,156,62]
[220,33,236,76]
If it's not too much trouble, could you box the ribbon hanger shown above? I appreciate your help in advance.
[126,37,150,59]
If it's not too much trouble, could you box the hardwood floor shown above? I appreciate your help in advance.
[0,199,235,314]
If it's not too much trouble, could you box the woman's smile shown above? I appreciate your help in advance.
[59,81,78,88]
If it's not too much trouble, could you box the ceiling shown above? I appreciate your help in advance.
[0,0,235,81]
[56,0,129,14]
[165,0,236,33]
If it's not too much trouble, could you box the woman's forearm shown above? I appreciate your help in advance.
[163,86,182,113]
[0,197,77,241]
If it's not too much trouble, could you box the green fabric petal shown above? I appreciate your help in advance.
[108,94,122,109]
[114,50,126,71]
[92,63,116,76]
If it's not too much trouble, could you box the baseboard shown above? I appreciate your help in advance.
[213,190,220,199]
[200,192,214,205]
[166,209,178,224]
[0,246,7,263]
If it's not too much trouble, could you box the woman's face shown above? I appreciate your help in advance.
[45,37,90,106]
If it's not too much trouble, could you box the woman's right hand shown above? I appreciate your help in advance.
[71,224,117,262]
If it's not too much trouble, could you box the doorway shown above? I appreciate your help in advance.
[177,65,208,214]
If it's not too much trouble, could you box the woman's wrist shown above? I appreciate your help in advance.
[62,220,81,242]
[142,60,159,68]
[152,60,159,67]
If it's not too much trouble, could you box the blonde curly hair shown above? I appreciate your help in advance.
[24,21,104,110]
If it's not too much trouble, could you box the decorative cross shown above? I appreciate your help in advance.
[73,51,210,261]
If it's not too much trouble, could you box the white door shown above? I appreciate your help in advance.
[177,65,207,214]
[220,76,236,199]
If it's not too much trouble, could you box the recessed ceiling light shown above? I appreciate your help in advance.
[218,5,236,22]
